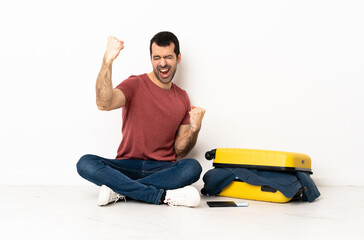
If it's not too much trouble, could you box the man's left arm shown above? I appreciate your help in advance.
[174,106,206,159]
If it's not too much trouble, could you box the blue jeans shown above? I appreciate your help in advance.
[76,154,202,204]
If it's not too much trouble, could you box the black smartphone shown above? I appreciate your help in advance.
[207,201,237,207]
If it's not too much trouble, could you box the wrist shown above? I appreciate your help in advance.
[103,55,114,67]
[189,126,200,134]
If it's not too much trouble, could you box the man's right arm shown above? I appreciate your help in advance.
[96,36,126,111]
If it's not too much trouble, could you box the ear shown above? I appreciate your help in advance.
[177,53,181,64]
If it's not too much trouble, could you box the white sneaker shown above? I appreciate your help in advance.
[97,185,126,206]
[164,186,201,207]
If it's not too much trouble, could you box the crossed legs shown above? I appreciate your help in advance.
[76,154,202,205]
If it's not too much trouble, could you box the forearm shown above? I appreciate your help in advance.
[174,128,200,159]
[96,61,113,110]
[96,36,124,110]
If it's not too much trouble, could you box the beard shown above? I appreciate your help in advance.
[153,65,178,85]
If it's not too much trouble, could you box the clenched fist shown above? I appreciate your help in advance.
[103,36,124,65]
[189,106,206,132]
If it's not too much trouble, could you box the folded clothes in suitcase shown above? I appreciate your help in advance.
[202,148,320,203]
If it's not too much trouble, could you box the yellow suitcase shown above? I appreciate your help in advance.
[218,180,295,203]
[205,148,311,203]
[205,148,312,173]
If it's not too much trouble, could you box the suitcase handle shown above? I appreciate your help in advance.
[205,149,216,160]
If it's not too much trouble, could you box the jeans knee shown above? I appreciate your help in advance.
[180,158,202,181]
[76,154,97,178]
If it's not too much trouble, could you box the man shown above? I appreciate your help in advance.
[76,31,206,207]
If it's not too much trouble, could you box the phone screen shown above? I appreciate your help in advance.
[207,201,237,207]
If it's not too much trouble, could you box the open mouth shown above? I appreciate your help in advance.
[159,68,170,78]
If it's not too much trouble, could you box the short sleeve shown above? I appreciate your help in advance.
[181,91,191,125]
[115,75,139,107]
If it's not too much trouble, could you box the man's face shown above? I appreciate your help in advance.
[151,42,181,85]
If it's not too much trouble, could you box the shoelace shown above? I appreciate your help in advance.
[114,194,126,204]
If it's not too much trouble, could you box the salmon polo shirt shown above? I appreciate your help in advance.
[115,74,191,161]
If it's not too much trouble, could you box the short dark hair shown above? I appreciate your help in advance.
[150,31,180,57]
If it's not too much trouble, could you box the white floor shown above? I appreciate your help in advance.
[0,185,363,240]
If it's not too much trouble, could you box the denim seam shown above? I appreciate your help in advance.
[155,189,164,205]
[141,160,146,178]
